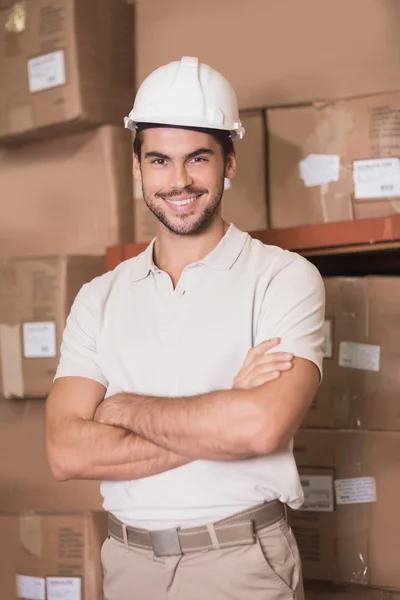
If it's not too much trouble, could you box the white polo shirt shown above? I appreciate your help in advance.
[55,225,325,530]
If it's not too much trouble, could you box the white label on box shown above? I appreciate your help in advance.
[47,577,82,600]
[22,321,57,359]
[322,320,333,358]
[335,477,377,505]
[353,157,400,199]
[300,475,334,512]
[224,177,232,191]
[16,575,46,600]
[27,50,66,94]
[338,341,380,372]
[299,154,340,187]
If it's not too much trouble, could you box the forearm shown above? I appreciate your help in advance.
[102,389,261,460]
[48,418,191,481]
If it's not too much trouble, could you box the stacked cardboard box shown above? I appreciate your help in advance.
[136,0,400,232]
[268,92,400,228]
[0,0,135,380]
[0,512,107,600]
[0,0,135,593]
[0,255,105,399]
[305,582,400,600]
[136,0,400,110]
[0,0,133,142]
[0,126,134,257]
[290,276,400,594]
[306,277,400,430]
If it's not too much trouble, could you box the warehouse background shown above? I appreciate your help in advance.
[1,0,400,598]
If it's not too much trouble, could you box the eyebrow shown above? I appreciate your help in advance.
[144,148,215,161]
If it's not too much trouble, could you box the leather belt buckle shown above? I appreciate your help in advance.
[149,528,182,557]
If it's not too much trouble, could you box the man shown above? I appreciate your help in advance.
[46,56,325,600]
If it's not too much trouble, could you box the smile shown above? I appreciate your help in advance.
[164,194,203,208]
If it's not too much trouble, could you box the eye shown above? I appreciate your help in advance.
[151,158,166,166]
[191,156,207,163]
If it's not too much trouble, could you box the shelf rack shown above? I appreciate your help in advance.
[106,215,400,274]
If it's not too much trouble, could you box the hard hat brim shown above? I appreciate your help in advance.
[124,115,245,141]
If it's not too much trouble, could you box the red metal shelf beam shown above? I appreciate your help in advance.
[105,216,400,271]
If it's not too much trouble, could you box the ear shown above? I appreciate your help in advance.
[133,152,142,182]
[224,152,237,181]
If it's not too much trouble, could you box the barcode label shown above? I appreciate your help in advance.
[353,158,400,199]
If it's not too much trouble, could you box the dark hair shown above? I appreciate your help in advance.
[133,123,235,163]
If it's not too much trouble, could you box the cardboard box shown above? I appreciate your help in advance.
[0,515,19,600]
[0,255,103,399]
[222,110,268,232]
[0,401,103,512]
[0,512,107,600]
[133,111,268,242]
[0,0,133,142]
[268,93,400,229]
[303,277,400,430]
[290,429,400,589]
[136,0,400,109]
[305,581,400,600]
[0,126,134,256]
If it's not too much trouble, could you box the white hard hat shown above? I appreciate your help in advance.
[124,56,245,141]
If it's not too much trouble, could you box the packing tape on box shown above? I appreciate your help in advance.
[0,323,24,398]
[4,1,27,33]
[19,514,42,558]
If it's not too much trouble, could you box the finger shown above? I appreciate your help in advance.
[247,371,281,388]
[238,360,293,389]
[253,358,294,373]
[243,338,281,368]
[252,337,281,354]
[254,352,293,367]
[254,360,293,374]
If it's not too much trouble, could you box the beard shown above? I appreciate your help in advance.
[142,175,225,236]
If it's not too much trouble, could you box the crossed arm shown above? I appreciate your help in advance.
[46,350,319,482]
[46,257,324,484]
[93,357,318,460]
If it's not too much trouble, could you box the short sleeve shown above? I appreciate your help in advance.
[255,257,325,380]
[54,283,108,387]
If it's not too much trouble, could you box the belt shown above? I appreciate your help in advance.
[108,500,285,557]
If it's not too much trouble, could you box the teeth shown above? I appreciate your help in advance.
[166,196,198,206]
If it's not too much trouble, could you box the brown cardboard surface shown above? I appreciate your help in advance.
[0,0,133,143]
[0,255,103,399]
[0,515,18,600]
[136,0,400,109]
[305,581,400,600]
[304,276,400,430]
[291,429,400,589]
[222,110,268,231]
[0,126,134,256]
[17,512,107,600]
[0,401,103,512]
[132,111,268,242]
[0,512,107,600]
[268,93,400,229]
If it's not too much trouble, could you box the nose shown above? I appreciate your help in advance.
[170,163,193,190]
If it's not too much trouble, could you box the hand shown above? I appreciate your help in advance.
[233,338,293,390]
[94,394,126,426]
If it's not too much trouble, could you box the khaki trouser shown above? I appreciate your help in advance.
[101,516,305,600]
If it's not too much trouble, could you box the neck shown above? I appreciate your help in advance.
[153,217,228,285]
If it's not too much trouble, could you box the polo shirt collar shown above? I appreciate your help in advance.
[130,224,248,281]
[199,225,249,271]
